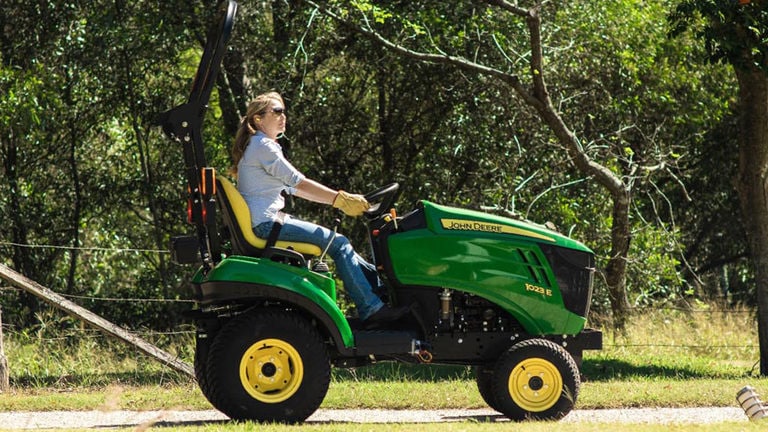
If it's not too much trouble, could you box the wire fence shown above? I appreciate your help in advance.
[0,292,755,353]
[0,240,762,353]
[0,241,169,254]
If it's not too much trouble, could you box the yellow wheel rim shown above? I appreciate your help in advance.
[239,338,304,403]
[507,357,563,412]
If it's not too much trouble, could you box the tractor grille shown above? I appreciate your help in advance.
[539,244,595,318]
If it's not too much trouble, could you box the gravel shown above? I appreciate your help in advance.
[0,407,752,429]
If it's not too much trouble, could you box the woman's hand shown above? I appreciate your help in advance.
[333,191,371,217]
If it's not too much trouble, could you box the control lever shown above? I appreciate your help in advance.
[312,218,341,273]
[390,208,398,230]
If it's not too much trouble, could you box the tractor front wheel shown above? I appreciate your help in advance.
[491,338,580,421]
[204,310,330,423]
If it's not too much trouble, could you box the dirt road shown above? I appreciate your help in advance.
[0,407,750,429]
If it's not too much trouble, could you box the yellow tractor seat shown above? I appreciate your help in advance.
[216,177,322,257]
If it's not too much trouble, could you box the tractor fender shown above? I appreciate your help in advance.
[195,257,355,351]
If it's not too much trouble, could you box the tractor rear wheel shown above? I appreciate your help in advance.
[194,333,213,404]
[491,338,580,421]
[204,310,330,423]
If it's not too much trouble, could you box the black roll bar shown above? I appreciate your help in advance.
[157,0,238,270]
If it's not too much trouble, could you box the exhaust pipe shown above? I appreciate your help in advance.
[737,386,768,421]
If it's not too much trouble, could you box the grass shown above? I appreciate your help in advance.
[23,421,761,432]
[0,306,766,431]
[159,424,766,432]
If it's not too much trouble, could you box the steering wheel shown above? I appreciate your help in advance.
[364,183,400,218]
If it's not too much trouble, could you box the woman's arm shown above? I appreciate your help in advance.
[294,178,337,204]
[294,178,371,216]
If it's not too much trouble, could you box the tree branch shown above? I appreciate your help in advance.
[306,0,543,111]
[482,0,529,16]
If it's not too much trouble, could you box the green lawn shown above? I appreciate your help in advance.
[0,307,765,432]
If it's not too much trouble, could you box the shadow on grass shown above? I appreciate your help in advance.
[98,416,510,428]
[581,358,749,381]
[12,358,747,388]
[102,420,231,429]
[332,363,474,382]
[331,358,748,383]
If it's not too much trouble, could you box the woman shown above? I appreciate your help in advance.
[231,92,409,325]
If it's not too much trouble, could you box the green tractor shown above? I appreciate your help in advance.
[159,1,602,424]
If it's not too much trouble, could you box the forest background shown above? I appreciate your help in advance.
[0,0,761,356]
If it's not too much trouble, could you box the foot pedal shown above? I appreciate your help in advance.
[353,330,417,355]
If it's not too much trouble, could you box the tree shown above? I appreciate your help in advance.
[0,0,86,323]
[670,0,768,375]
[0,0,200,328]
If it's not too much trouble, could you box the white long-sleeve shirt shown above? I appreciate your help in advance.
[236,132,305,227]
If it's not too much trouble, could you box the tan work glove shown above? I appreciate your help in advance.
[333,190,371,217]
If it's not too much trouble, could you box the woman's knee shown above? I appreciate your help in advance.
[330,234,354,257]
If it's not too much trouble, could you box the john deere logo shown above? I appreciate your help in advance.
[440,219,555,242]
[443,220,502,233]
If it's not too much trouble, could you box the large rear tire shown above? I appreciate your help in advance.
[491,338,580,421]
[204,310,330,423]
[194,332,214,404]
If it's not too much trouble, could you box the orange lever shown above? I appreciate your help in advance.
[390,208,398,230]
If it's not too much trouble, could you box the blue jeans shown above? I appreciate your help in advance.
[254,216,384,320]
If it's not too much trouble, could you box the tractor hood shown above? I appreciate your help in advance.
[420,200,593,253]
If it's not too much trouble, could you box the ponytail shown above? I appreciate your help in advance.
[230,117,256,175]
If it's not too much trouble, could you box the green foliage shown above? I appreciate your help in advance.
[626,224,686,306]
[666,0,758,304]
[670,0,768,71]
[0,0,752,333]
[542,0,736,310]
[0,0,198,328]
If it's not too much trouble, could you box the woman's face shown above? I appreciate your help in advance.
[256,100,286,139]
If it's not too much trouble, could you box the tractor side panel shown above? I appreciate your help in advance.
[198,257,354,347]
[387,230,585,335]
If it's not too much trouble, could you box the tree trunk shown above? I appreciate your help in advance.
[604,189,633,330]
[64,71,82,294]
[734,66,768,376]
[220,47,250,136]
[543,107,633,330]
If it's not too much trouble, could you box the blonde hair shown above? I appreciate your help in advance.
[230,91,285,175]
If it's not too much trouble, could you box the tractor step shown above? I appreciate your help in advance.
[353,329,419,355]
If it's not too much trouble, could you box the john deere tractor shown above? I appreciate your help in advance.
[159,1,602,424]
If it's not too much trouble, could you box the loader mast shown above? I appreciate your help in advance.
[157,0,238,269]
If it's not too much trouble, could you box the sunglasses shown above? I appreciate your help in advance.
[269,107,286,115]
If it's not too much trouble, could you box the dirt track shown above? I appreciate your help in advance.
[0,407,751,429]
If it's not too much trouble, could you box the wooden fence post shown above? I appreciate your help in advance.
[0,306,9,392]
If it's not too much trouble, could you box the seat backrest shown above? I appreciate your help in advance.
[216,177,264,256]
[215,177,322,257]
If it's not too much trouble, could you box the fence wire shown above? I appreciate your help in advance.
[0,241,762,352]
